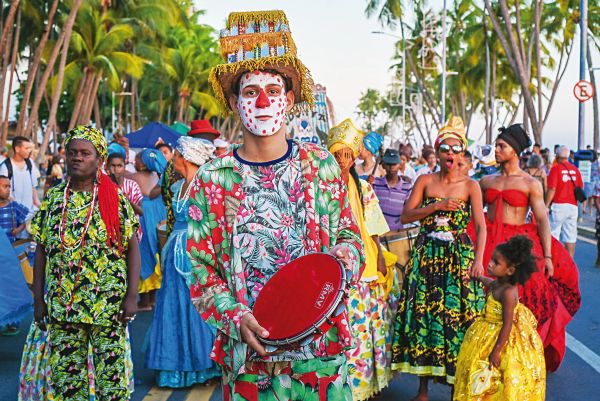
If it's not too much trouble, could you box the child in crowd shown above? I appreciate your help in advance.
[0,175,29,336]
[0,175,28,243]
[454,235,545,401]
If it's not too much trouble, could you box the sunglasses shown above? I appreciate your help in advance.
[438,143,464,154]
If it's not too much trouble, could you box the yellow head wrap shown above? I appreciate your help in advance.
[435,116,468,149]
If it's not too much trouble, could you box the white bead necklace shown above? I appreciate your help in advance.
[175,178,194,214]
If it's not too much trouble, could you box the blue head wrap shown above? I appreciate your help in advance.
[107,142,126,159]
[140,148,167,175]
[363,131,384,156]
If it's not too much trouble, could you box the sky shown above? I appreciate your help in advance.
[195,0,596,150]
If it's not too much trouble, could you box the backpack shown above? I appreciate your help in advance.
[1,158,33,189]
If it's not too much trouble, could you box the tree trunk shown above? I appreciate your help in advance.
[0,12,15,141]
[77,70,97,125]
[0,0,20,58]
[68,70,89,131]
[130,78,136,131]
[485,0,541,144]
[81,72,102,125]
[484,16,491,144]
[1,5,21,142]
[176,94,185,123]
[490,52,496,132]
[26,32,66,137]
[534,0,543,141]
[94,96,102,130]
[117,91,125,133]
[40,0,83,161]
[15,0,60,136]
[588,38,599,152]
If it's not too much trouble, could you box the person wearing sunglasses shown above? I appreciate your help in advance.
[391,116,486,400]
[477,124,580,372]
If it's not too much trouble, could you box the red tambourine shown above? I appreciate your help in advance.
[252,253,348,346]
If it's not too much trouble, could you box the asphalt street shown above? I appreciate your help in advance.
[2,238,600,401]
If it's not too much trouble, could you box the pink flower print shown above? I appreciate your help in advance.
[217,215,227,230]
[320,215,329,226]
[319,150,329,160]
[281,214,294,228]
[274,247,292,265]
[329,184,341,200]
[289,180,302,202]
[258,166,276,189]
[189,204,204,221]
[205,184,223,205]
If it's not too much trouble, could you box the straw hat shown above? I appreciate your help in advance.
[209,10,315,111]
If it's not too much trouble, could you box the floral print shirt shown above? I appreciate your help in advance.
[234,142,307,309]
[31,183,138,327]
[186,140,365,378]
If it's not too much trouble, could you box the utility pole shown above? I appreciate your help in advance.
[578,0,588,149]
[441,0,447,125]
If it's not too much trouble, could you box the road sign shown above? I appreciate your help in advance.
[574,80,595,102]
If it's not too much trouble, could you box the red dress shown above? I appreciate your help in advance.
[473,189,581,371]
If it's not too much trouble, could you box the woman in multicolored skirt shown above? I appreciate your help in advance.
[327,119,395,400]
[391,117,486,401]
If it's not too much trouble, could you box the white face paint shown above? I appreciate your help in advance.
[236,70,288,137]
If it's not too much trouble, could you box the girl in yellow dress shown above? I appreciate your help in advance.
[454,235,545,401]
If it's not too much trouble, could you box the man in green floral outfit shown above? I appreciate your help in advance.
[31,126,140,400]
[186,10,364,401]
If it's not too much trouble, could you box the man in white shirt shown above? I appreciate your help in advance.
[0,136,41,217]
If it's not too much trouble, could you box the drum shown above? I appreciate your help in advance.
[157,220,167,250]
[381,225,420,273]
[253,253,347,347]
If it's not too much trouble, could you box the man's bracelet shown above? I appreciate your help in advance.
[544,256,552,259]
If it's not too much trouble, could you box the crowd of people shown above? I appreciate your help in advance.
[0,8,592,401]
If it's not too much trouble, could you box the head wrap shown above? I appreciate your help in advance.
[65,125,107,159]
[140,148,167,175]
[434,116,468,150]
[65,126,122,252]
[363,131,384,157]
[326,118,365,159]
[107,142,126,159]
[176,136,215,166]
[496,123,531,155]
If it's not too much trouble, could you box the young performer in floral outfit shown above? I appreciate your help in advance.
[327,119,393,400]
[186,10,364,401]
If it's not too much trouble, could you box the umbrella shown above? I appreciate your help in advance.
[125,122,181,148]
[170,121,190,136]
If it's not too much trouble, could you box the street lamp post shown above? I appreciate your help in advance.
[578,0,588,149]
[441,0,447,124]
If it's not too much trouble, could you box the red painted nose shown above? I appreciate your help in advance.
[255,88,271,108]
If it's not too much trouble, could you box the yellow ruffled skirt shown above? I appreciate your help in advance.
[454,295,546,401]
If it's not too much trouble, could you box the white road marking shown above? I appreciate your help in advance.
[566,332,600,375]
[577,235,596,245]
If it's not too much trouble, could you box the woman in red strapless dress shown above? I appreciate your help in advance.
[471,126,581,372]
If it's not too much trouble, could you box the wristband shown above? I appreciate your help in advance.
[544,256,552,259]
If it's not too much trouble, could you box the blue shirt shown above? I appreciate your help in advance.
[0,201,29,243]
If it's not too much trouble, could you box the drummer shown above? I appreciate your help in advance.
[372,149,414,231]
[186,11,364,401]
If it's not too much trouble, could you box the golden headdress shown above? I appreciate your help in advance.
[209,10,314,111]
[326,118,365,158]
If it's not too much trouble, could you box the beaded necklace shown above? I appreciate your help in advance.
[56,179,98,310]
[175,179,194,214]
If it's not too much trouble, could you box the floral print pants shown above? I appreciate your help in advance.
[222,354,352,401]
[48,323,128,401]
[345,281,391,401]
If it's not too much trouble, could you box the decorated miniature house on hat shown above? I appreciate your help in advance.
[209,10,315,111]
